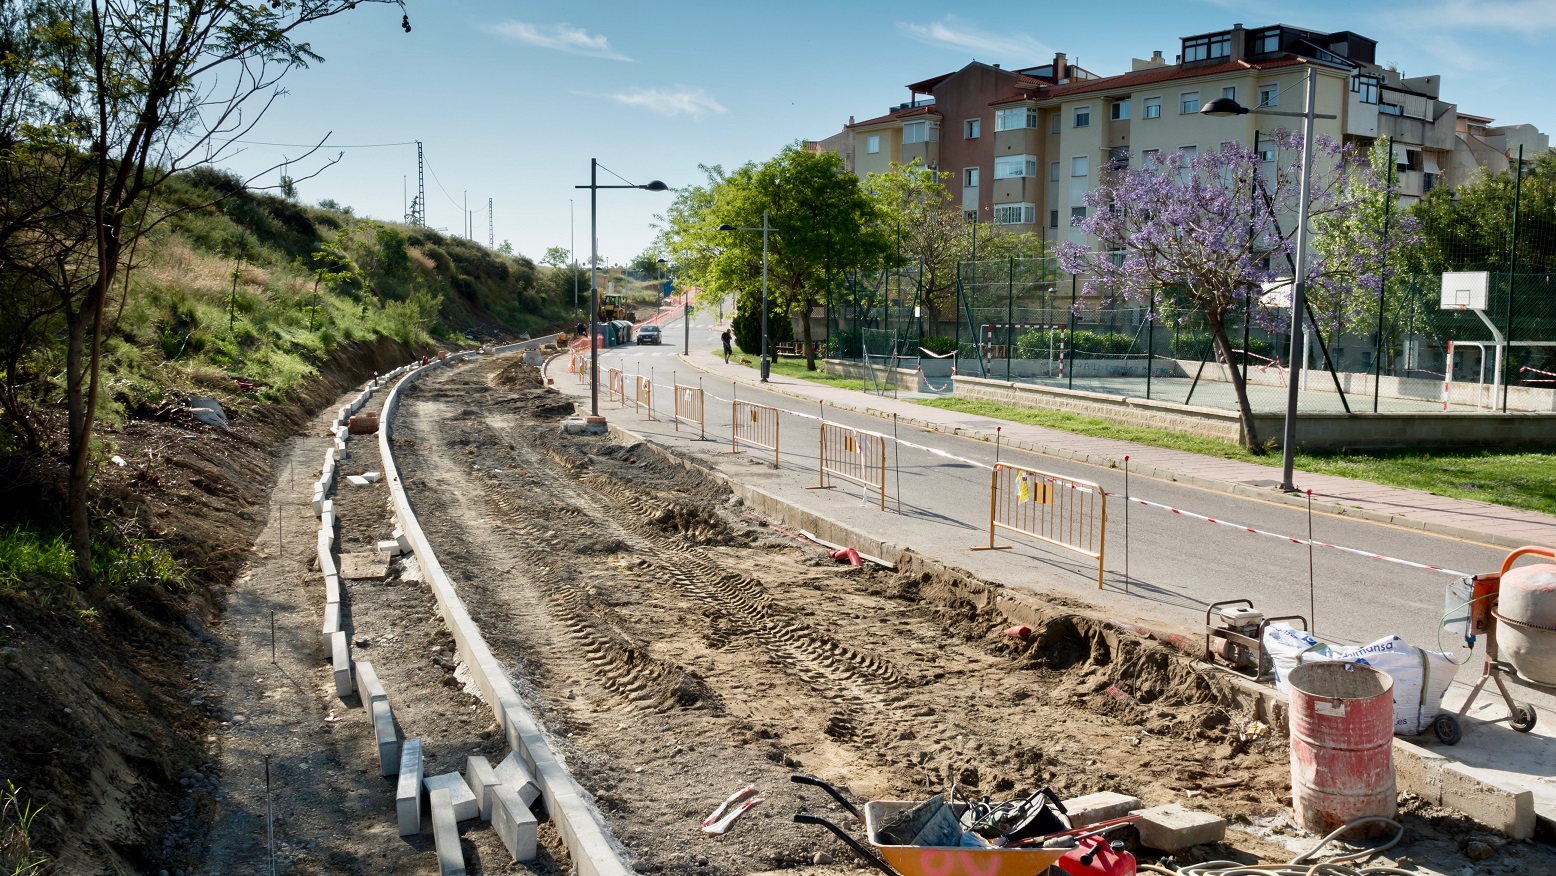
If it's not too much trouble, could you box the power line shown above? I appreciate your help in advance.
[232,139,417,148]
[421,154,466,212]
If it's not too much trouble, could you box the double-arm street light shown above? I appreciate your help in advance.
[717,210,773,381]
[576,159,668,418]
[1200,64,1335,493]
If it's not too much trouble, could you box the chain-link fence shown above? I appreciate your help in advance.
[819,145,1555,413]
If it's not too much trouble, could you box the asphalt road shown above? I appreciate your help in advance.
[568,305,1527,696]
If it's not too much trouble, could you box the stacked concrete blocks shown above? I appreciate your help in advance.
[491,782,539,864]
[464,755,500,820]
[429,788,467,876]
[424,772,480,822]
[396,738,424,836]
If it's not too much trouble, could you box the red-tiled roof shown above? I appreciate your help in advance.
[1040,56,1311,100]
[906,71,956,93]
[847,105,940,129]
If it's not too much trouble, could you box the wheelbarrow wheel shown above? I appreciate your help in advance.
[1431,713,1461,745]
[1511,701,1538,733]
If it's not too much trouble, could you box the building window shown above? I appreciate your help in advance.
[994,203,1036,225]
[964,167,979,187]
[964,118,981,139]
[1258,85,1278,107]
[1143,97,1162,119]
[1177,145,1197,183]
[1251,28,1281,54]
[903,120,938,144]
[1050,113,1061,134]
[1142,148,1161,166]
[1111,100,1130,120]
[1183,32,1230,63]
[1352,74,1380,104]
[1423,172,1439,193]
[995,106,1038,131]
[1258,144,1276,163]
[994,154,1038,179]
[1071,155,1089,177]
[1108,147,1130,169]
[1074,106,1091,127]
[965,210,979,222]
[1181,91,1200,114]
[866,135,880,154]
[1070,206,1087,224]
[1049,161,1060,182]
[1049,209,1059,229]
[1223,87,1236,101]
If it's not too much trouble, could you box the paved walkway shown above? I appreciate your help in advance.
[679,347,1556,551]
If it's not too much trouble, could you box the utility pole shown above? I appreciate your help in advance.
[408,141,426,226]
[464,190,468,239]
[488,197,494,248]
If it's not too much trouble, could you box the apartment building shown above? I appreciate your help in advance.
[807,22,1549,248]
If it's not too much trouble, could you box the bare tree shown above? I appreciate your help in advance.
[7,0,407,585]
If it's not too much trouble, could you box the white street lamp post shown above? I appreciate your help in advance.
[717,210,773,382]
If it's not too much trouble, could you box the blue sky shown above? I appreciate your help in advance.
[218,0,1556,266]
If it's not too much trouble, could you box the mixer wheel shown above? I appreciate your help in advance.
[1510,701,1538,733]
[1432,713,1461,745]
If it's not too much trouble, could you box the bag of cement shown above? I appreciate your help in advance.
[875,794,961,847]
[187,396,227,428]
[1263,625,1459,735]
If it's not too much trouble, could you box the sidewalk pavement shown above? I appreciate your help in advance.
[677,346,1556,552]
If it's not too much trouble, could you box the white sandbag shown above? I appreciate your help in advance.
[1262,624,1459,735]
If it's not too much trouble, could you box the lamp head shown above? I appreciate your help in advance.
[641,180,669,192]
[1200,97,1249,117]
[716,223,736,232]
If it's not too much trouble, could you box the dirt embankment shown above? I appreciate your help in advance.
[392,357,1292,874]
[0,337,420,875]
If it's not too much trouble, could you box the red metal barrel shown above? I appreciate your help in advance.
[1287,661,1396,835]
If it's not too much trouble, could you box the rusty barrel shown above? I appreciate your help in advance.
[1288,661,1396,835]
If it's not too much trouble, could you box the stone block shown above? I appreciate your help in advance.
[372,699,399,777]
[1392,738,1446,805]
[324,574,340,605]
[491,782,538,863]
[377,539,402,555]
[362,471,382,483]
[321,601,340,646]
[347,475,370,487]
[311,491,325,516]
[465,755,500,821]
[1442,763,1535,839]
[1132,803,1226,851]
[424,772,480,822]
[494,751,541,808]
[430,788,467,875]
[393,528,411,553]
[396,738,423,836]
[356,660,387,718]
[330,631,353,697]
[1061,791,1142,828]
[339,552,390,581]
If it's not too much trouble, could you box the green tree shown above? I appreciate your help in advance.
[1405,150,1556,277]
[659,145,893,370]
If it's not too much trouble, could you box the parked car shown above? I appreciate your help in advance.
[636,324,662,345]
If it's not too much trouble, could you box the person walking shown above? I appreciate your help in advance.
[721,329,733,364]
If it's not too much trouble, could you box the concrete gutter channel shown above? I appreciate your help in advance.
[374,340,635,876]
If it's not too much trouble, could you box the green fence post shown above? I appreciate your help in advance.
[1503,144,1523,412]
[1373,137,1394,413]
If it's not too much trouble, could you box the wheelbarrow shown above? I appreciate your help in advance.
[789,775,1137,876]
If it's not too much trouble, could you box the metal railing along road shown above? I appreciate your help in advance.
[810,422,887,510]
[672,379,705,438]
[973,463,1107,588]
[730,398,780,467]
[607,367,624,403]
[631,373,653,418]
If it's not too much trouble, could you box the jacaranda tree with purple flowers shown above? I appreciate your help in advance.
[1058,130,1409,451]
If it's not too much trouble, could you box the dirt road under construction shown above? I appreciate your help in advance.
[372,352,1556,876]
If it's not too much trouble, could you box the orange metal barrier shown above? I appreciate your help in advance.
[973,464,1107,587]
[672,380,705,438]
[631,373,653,418]
[571,354,591,384]
[730,400,779,466]
[810,422,886,510]
[607,367,624,403]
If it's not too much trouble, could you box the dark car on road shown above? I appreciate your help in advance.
[636,324,662,345]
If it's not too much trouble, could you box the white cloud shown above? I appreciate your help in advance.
[488,21,633,61]
[608,87,727,120]
[897,15,1051,62]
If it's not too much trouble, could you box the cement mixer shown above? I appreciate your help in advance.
[1444,545,1556,733]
